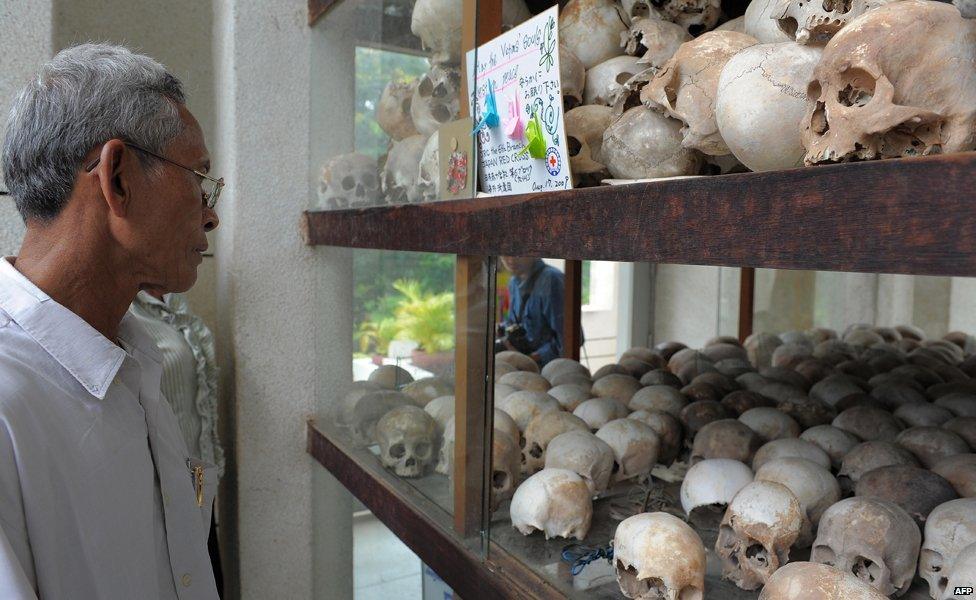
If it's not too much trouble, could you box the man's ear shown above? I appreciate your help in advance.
[96,139,132,218]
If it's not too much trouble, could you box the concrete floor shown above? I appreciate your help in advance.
[354,513,422,600]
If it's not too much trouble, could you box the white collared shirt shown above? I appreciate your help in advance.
[0,257,218,600]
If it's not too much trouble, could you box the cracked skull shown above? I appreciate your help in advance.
[410,66,461,138]
[918,498,976,599]
[716,480,804,590]
[376,80,419,141]
[802,0,976,165]
[375,405,438,477]
[601,105,702,178]
[564,105,614,185]
[643,31,760,155]
[810,497,920,596]
[772,0,899,45]
[614,512,706,600]
[596,418,661,484]
[560,0,631,69]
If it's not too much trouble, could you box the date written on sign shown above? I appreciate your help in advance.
[956,587,974,596]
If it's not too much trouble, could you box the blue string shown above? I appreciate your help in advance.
[560,543,613,576]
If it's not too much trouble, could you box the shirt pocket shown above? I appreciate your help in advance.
[186,457,218,525]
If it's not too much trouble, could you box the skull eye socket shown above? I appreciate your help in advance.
[567,136,583,157]
[837,69,876,107]
[414,442,431,459]
[390,443,406,459]
[492,470,509,490]
[616,72,633,86]
[529,443,543,459]
[401,97,412,115]
[811,102,829,135]
[418,77,434,97]
[851,555,881,584]
[431,105,452,123]
[778,16,798,39]
[362,173,378,189]
[341,175,356,191]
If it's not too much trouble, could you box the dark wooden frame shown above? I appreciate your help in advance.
[307,420,564,600]
[302,152,976,278]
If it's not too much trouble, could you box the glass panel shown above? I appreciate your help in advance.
[309,0,477,209]
[487,261,959,598]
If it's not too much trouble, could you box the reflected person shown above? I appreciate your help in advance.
[497,257,566,367]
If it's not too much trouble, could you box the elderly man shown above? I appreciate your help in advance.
[0,44,221,599]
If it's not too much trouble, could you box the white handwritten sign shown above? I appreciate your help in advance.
[465,5,572,196]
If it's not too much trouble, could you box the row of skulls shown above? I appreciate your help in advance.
[559,0,976,185]
[488,323,976,599]
[318,0,976,209]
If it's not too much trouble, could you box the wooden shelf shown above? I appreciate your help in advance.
[302,152,976,277]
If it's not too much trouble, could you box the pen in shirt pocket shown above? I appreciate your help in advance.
[186,458,207,507]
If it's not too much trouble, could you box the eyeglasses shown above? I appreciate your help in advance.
[84,142,224,209]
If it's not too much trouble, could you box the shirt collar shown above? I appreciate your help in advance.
[0,256,156,400]
[518,259,546,286]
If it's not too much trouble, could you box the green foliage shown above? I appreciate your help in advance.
[356,316,399,355]
[354,250,454,328]
[392,279,455,353]
[354,47,430,160]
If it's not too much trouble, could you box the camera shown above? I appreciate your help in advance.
[494,323,536,355]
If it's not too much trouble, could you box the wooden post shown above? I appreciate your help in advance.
[564,260,582,360]
[453,256,490,537]
[738,267,755,342]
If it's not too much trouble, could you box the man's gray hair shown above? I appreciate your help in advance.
[2,43,186,222]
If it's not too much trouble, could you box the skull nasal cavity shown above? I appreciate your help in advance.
[492,470,509,489]
[745,544,768,566]
[852,556,879,583]
[529,443,543,459]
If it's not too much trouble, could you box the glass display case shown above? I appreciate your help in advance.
[304,0,976,598]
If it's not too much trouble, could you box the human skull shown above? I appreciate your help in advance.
[943,543,976,600]
[811,497,920,596]
[510,468,593,539]
[628,410,683,464]
[895,403,954,428]
[936,393,976,418]
[613,512,705,600]
[753,438,832,471]
[744,0,795,42]
[602,105,701,178]
[871,382,928,411]
[436,415,456,475]
[559,0,630,69]
[919,498,976,599]
[596,418,661,483]
[343,389,413,447]
[417,132,439,202]
[777,398,837,430]
[494,408,520,450]
[680,458,754,528]
[497,390,561,433]
[334,381,381,427]
[642,31,759,155]
[931,454,976,498]
[549,370,594,388]
[641,369,684,388]
[592,373,643,405]
[745,332,784,369]
[375,405,437,477]
[772,0,898,45]
[895,426,970,469]
[716,481,804,590]
[624,17,691,68]
[758,562,888,599]
[715,358,758,379]
[629,384,689,416]
[800,425,860,469]
[410,66,460,138]
[574,397,630,431]
[381,134,427,204]
[811,374,865,406]
[541,358,589,381]
[402,377,453,406]
[423,395,455,434]
[723,390,777,415]
[585,55,644,107]
[944,417,976,450]
[716,42,823,171]
[544,429,616,493]
[495,383,519,403]
[691,419,764,465]
[564,105,614,185]
[803,1,976,165]
[854,464,959,527]
[717,15,746,32]
[316,153,382,210]
[739,407,802,442]
[548,384,593,412]
[833,406,903,441]
[838,441,919,493]
[496,350,539,373]
[557,46,588,114]
[655,0,722,35]
[410,0,530,65]
[522,411,589,474]
[755,457,841,547]
[490,429,521,511]
[499,370,552,393]
[376,80,419,141]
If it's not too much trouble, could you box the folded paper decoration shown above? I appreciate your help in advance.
[471,79,500,134]
[516,110,547,159]
[503,90,525,141]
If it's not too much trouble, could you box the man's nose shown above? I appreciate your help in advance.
[203,205,219,232]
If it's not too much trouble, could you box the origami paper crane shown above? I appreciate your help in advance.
[515,109,547,159]
[471,79,500,134]
[503,91,525,141]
